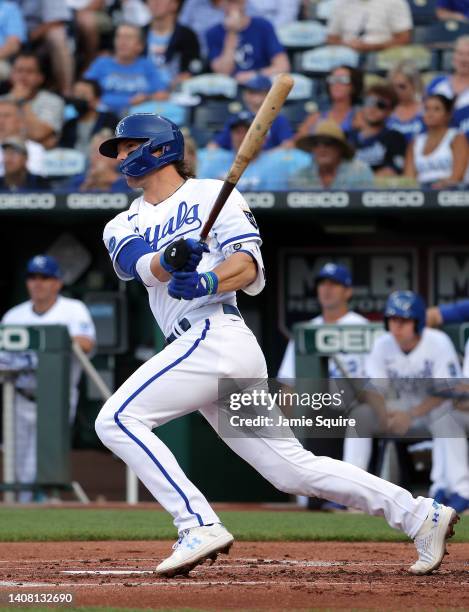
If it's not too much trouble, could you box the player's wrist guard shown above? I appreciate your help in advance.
[199,272,218,295]
[160,238,209,273]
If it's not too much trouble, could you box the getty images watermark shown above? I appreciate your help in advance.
[216,378,469,439]
[228,388,355,430]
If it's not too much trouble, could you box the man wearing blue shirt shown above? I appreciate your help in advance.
[206,0,289,83]
[0,0,26,78]
[437,0,469,21]
[85,23,168,117]
[199,110,309,189]
[210,75,293,150]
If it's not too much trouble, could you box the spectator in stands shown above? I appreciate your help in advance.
[247,0,302,29]
[0,1,26,80]
[290,119,374,189]
[73,0,113,72]
[404,94,469,189]
[198,110,310,189]
[144,0,202,88]
[427,36,469,137]
[388,61,425,143]
[6,52,65,149]
[0,99,45,176]
[207,0,290,84]
[60,79,119,156]
[436,0,469,22]
[17,0,74,96]
[181,127,198,175]
[0,138,50,191]
[209,75,292,149]
[179,0,225,55]
[84,23,168,117]
[65,129,131,192]
[326,0,412,52]
[295,65,363,141]
[348,84,407,176]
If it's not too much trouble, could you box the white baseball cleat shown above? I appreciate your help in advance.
[409,501,459,575]
[156,523,234,577]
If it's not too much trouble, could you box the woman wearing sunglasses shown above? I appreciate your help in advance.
[295,65,363,141]
[387,60,425,143]
[405,94,469,189]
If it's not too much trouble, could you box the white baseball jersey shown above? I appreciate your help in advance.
[1,296,96,411]
[367,328,461,410]
[95,175,435,540]
[103,178,264,337]
[277,311,369,380]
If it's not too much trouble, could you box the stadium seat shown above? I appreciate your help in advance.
[280,101,310,130]
[128,100,189,126]
[42,148,86,177]
[365,45,433,73]
[299,45,360,75]
[314,0,337,22]
[408,0,438,26]
[180,74,238,99]
[277,20,327,50]
[193,101,232,138]
[288,73,316,101]
[441,49,453,72]
[413,21,469,47]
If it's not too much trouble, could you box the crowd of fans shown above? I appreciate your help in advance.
[1,0,469,191]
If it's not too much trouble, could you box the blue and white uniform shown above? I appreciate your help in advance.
[95,176,435,538]
[344,328,469,500]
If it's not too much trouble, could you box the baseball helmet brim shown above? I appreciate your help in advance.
[99,136,149,159]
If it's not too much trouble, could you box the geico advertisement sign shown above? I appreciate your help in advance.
[315,327,384,353]
[362,191,424,207]
[0,327,30,350]
[287,192,349,208]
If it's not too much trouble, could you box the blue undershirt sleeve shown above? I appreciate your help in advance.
[440,300,469,324]
[116,238,153,281]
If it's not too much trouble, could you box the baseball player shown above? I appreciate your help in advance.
[1,255,96,502]
[277,262,369,510]
[96,113,458,578]
[344,291,469,513]
[278,262,369,382]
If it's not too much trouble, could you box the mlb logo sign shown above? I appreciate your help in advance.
[278,248,417,337]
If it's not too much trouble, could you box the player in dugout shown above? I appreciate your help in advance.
[0,255,96,502]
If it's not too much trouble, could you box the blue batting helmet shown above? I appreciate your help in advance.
[384,290,426,334]
[99,114,184,177]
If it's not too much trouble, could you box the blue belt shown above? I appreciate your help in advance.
[166,304,241,344]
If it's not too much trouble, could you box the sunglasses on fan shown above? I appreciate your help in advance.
[365,95,392,111]
[326,75,351,86]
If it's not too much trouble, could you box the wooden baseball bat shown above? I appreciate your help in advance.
[199,73,294,241]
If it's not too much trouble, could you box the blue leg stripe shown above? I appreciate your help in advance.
[113,319,211,527]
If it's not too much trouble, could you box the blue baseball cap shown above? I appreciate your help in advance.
[242,75,272,91]
[26,255,61,278]
[228,110,255,129]
[315,263,352,287]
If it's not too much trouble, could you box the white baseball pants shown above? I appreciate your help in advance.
[95,311,433,538]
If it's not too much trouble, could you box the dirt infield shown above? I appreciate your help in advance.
[0,541,468,610]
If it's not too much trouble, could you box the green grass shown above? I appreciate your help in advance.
[0,508,468,542]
